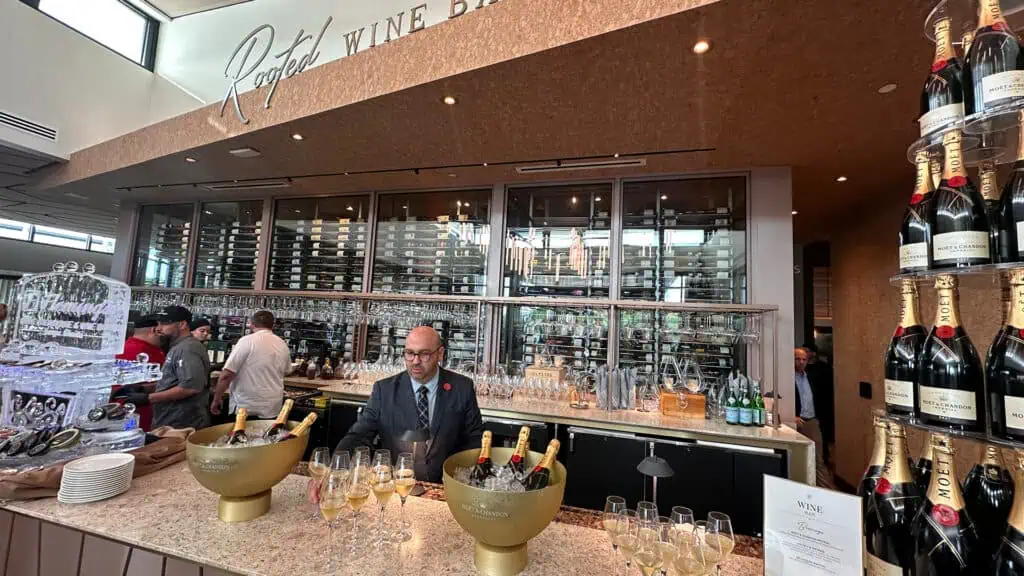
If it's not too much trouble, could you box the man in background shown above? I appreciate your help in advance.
[794,347,833,487]
[124,305,211,430]
[210,310,291,419]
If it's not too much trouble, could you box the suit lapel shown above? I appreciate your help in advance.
[395,372,420,432]
[428,369,453,446]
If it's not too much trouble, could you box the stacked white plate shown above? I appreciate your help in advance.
[57,453,135,504]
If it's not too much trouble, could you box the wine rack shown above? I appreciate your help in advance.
[617,308,747,382]
[499,305,610,371]
[131,204,193,288]
[364,317,479,367]
[267,219,368,292]
[193,202,262,290]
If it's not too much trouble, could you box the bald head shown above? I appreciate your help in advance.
[404,326,444,381]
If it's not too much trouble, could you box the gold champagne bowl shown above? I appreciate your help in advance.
[186,421,309,523]
[443,447,567,576]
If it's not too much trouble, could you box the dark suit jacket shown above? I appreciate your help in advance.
[336,368,484,482]
[795,363,834,441]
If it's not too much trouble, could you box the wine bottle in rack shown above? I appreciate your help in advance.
[929,130,991,268]
[919,15,965,137]
[885,280,927,416]
[917,274,986,433]
[915,433,937,497]
[963,0,1024,119]
[865,422,921,575]
[860,415,888,563]
[992,450,1024,575]
[900,151,935,273]
[1000,111,1024,261]
[979,160,1007,262]
[911,435,980,575]
[989,269,1024,442]
[962,444,1015,562]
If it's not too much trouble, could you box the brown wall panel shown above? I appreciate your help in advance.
[39,523,83,576]
[0,510,15,576]
[79,535,129,576]
[164,558,200,576]
[125,548,164,576]
[5,514,38,576]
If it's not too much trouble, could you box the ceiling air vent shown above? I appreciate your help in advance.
[202,180,291,191]
[0,111,58,142]
[516,158,646,174]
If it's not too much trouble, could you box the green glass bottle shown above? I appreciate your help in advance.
[739,380,753,426]
[725,383,739,425]
[752,382,766,427]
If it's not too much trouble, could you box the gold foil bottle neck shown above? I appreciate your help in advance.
[869,418,887,467]
[1010,269,1024,286]
[980,161,1000,201]
[882,425,913,483]
[978,0,1008,29]
[1010,451,1024,531]
[919,433,937,463]
[934,274,958,291]
[928,443,966,510]
[982,444,1006,468]
[933,18,954,63]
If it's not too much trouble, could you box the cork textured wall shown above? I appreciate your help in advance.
[832,188,1008,486]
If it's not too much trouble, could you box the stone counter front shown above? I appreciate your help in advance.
[2,462,764,575]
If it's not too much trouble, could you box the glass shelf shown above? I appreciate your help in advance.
[879,409,1024,450]
[131,204,193,288]
[890,261,1024,285]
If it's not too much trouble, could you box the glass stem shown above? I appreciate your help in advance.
[327,521,334,572]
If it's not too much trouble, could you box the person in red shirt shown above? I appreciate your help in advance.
[115,315,165,431]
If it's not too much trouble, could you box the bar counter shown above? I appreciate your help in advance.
[2,462,763,575]
[286,376,815,483]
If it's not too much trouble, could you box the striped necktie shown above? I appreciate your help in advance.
[416,385,430,430]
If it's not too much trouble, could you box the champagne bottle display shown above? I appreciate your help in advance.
[860,415,888,555]
[992,450,1024,575]
[507,426,531,478]
[865,423,922,575]
[962,444,1015,562]
[263,399,295,441]
[917,275,986,433]
[915,433,938,498]
[227,408,249,445]
[900,150,936,273]
[963,0,1024,118]
[470,430,495,483]
[989,269,1024,442]
[911,436,980,575]
[919,16,965,137]
[524,439,561,490]
[929,130,991,268]
[885,280,927,416]
[979,161,1006,262]
[1001,111,1024,261]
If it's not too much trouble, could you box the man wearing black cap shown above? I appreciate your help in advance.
[123,305,211,430]
[117,315,166,367]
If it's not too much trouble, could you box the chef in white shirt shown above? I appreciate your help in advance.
[210,310,292,419]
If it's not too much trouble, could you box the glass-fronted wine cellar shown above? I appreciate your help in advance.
[127,175,771,392]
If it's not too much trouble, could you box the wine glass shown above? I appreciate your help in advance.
[706,512,735,575]
[637,500,659,524]
[634,520,664,576]
[603,496,627,562]
[371,458,395,550]
[345,458,371,557]
[394,452,416,542]
[655,516,676,576]
[671,506,695,543]
[307,447,330,520]
[319,468,348,572]
[673,529,708,576]
[614,510,639,576]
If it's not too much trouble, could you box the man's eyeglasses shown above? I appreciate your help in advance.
[402,347,441,361]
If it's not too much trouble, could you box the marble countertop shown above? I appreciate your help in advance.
[286,376,812,449]
[5,463,764,576]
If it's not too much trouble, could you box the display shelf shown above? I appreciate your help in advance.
[268,216,368,293]
[880,409,1024,451]
[890,261,1024,284]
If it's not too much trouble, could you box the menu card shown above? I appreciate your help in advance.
[763,476,862,576]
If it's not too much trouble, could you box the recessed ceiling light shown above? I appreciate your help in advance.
[291,133,304,141]
[483,162,488,167]
[792,210,798,215]
[614,153,620,158]
[660,195,668,200]
[443,96,457,105]
[448,173,457,177]
[693,40,711,54]
[877,83,898,94]
[346,205,354,211]
[402,205,408,209]
[185,156,197,163]
[344,172,349,176]
[457,201,463,207]
[836,176,848,182]
[595,196,602,202]
[464,202,470,207]
[293,209,301,213]
[229,147,261,158]
[571,196,578,204]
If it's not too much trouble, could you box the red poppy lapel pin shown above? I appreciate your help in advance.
[442,382,452,392]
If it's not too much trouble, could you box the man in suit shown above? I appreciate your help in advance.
[794,347,834,487]
[336,325,484,482]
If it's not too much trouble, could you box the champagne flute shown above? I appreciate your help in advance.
[670,506,695,545]
[308,447,330,520]
[345,459,371,556]
[706,512,735,575]
[394,452,416,542]
[368,449,391,540]
[673,529,708,576]
[319,468,348,572]
[633,520,664,576]
[655,516,676,576]
[603,495,627,562]
[614,510,639,576]
[371,461,395,550]
[637,500,659,524]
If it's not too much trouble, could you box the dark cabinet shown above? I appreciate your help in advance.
[291,404,330,460]
[483,417,550,453]
[731,447,786,537]
[563,427,647,510]
[327,400,364,450]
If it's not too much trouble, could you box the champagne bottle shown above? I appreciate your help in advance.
[865,423,922,574]
[273,412,318,442]
[991,270,1024,444]
[507,426,531,478]
[930,155,943,191]
[227,408,249,445]
[917,275,986,433]
[900,151,936,273]
[525,439,561,490]
[915,433,937,497]
[1002,111,1024,262]
[963,0,1024,118]
[963,444,1015,562]
[911,435,980,575]
[919,16,965,138]
[992,450,1024,574]
[979,161,1007,263]
[929,130,991,269]
[263,399,295,441]
[470,430,495,483]
[885,280,927,416]
[860,415,888,565]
